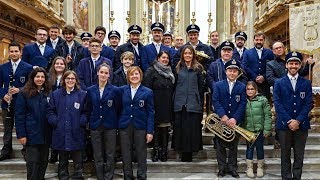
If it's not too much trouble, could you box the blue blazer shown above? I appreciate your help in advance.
[87,83,121,130]
[232,47,247,62]
[83,45,115,64]
[119,85,154,134]
[114,41,145,71]
[273,76,312,130]
[22,43,56,69]
[47,88,87,151]
[112,66,128,87]
[0,61,33,109]
[46,37,65,50]
[141,43,174,71]
[242,47,274,81]
[212,80,247,124]
[15,91,51,145]
[76,56,113,90]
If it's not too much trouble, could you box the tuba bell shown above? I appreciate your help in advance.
[204,113,259,143]
[195,50,211,62]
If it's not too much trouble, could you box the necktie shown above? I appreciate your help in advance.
[39,45,45,55]
[12,63,17,74]
[156,44,160,54]
[229,81,234,95]
[52,41,56,49]
[239,49,243,57]
[291,77,296,91]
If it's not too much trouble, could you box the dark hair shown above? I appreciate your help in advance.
[61,70,80,90]
[22,67,51,98]
[89,37,102,44]
[35,27,48,34]
[156,51,171,66]
[9,42,21,51]
[246,81,258,90]
[49,56,67,87]
[62,25,77,35]
[253,31,265,39]
[176,45,203,72]
[97,63,111,72]
[49,24,60,30]
[94,26,106,34]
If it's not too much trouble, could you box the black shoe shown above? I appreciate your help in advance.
[217,170,225,177]
[49,155,58,164]
[0,154,10,161]
[229,171,240,178]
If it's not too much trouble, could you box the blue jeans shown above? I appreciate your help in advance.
[246,131,264,160]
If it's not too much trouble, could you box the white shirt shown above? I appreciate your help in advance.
[153,42,161,54]
[191,41,200,49]
[91,55,101,69]
[56,75,62,87]
[37,42,46,55]
[12,59,21,74]
[130,84,140,100]
[237,48,244,57]
[131,42,139,56]
[288,73,298,91]
[50,38,58,49]
[227,79,236,94]
[255,47,263,59]
[67,41,75,54]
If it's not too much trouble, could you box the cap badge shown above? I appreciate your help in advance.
[292,51,297,57]
[231,59,236,64]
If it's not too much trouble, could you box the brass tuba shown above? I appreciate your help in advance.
[195,50,211,63]
[204,113,259,143]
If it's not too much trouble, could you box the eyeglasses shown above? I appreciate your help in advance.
[65,77,76,81]
[37,33,47,36]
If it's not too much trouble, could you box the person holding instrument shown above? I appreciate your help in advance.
[0,42,33,161]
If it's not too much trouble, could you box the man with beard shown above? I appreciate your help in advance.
[22,27,57,70]
[114,25,145,71]
[56,25,84,70]
[232,31,247,62]
[209,31,221,60]
[273,51,312,180]
[0,42,33,161]
[46,25,65,50]
[108,30,121,51]
[83,26,115,64]
[80,32,92,48]
[173,24,213,70]
[242,32,274,99]
[142,22,173,71]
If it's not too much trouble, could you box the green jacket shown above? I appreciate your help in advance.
[243,94,272,135]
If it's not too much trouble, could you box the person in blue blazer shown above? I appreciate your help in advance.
[77,38,113,91]
[46,25,65,50]
[212,59,247,178]
[112,51,134,87]
[141,22,174,71]
[86,63,121,180]
[82,26,115,63]
[232,31,248,62]
[273,51,313,180]
[242,32,274,99]
[119,66,154,180]
[15,67,52,180]
[22,27,57,70]
[48,70,87,180]
[0,42,33,161]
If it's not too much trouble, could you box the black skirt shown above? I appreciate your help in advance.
[172,106,203,152]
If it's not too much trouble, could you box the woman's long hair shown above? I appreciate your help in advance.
[175,45,203,72]
[48,56,67,87]
[61,70,81,90]
[22,67,51,98]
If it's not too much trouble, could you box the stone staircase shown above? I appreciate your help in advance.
[1,122,320,179]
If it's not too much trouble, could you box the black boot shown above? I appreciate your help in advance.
[159,127,169,162]
[152,129,160,162]
[49,149,58,164]
[152,147,159,162]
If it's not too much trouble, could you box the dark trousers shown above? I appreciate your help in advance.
[278,130,308,180]
[246,131,265,160]
[91,125,116,180]
[1,109,14,156]
[216,135,239,172]
[58,150,83,180]
[120,124,147,180]
[25,144,49,180]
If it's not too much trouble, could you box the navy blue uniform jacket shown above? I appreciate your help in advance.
[212,80,247,124]
[76,56,113,90]
[22,43,56,69]
[82,45,115,64]
[114,41,145,71]
[15,91,51,145]
[273,76,312,130]
[118,85,155,134]
[87,83,121,130]
[0,61,33,109]
[48,88,87,151]
[141,43,174,71]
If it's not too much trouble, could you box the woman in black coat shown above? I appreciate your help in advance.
[173,45,206,162]
[143,51,175,162]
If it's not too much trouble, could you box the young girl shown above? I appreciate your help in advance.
[243,81,272,178]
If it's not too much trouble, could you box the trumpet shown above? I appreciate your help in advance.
[195,50,211,62]
[204,113,259,143]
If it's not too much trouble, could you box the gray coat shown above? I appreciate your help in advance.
[173,65,205,113]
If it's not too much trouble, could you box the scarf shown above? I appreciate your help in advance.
[153,61,175,84]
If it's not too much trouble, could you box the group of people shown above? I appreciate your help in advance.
[0,20,315,180]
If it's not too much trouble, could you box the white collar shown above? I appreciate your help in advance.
[91,55,100,61]
[130,83,140,90]
[36,42,46,47]
[287,73,298,80]
[255,47,263,51]
[227,78,236,84]
[51,38,58,43]
[12,59,21,66]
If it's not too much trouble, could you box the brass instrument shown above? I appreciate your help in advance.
[204,113,259,143]
[195,50,211,62]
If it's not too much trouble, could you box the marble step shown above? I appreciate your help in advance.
[0,157,320,174]
[2,132,320,146]
[5,144,320,159]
